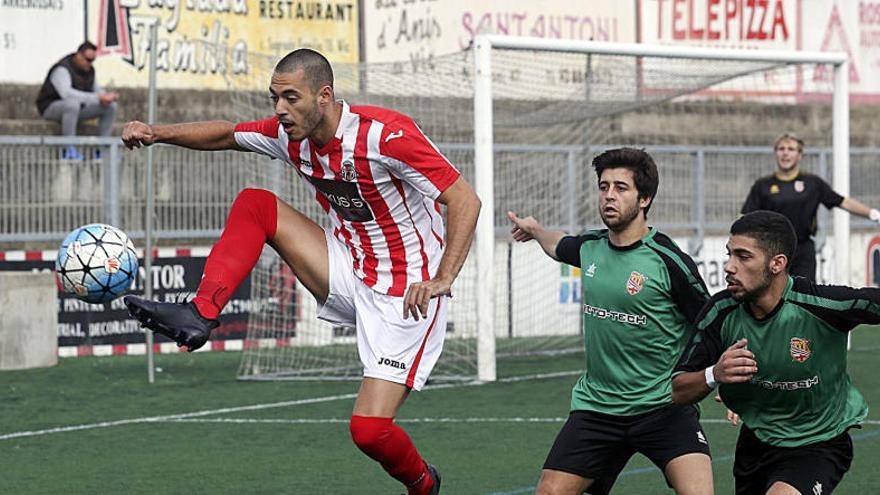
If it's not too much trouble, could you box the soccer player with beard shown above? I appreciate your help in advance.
[120,48,481,494]
[741,133,880,281]
[508,148,714,495]
[673,210,880,495]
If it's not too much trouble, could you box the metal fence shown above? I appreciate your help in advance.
[1,136,879,246]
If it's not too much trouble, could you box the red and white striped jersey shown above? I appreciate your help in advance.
[233,101,460,297]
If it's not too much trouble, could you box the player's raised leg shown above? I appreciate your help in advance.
[125,187,330,349]
[266,196,330,303]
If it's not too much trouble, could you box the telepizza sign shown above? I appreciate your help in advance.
[867,235,880,287]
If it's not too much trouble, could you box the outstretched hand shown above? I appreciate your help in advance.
[508,211,541,242]
[121,120,156,149]
[403,278,451,321]
[714,339,757,384]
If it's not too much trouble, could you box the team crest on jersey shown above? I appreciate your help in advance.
[297,158,312,170]
[340,160,357,182]
[626,271,647,295]
[770,184,780,194]
[794,180,805,192]
[790,337,811,362]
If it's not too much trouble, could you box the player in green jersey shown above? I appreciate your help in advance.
[673,210,880,494]
[509,148,713,495]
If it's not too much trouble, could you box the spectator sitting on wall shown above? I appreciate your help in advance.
[36,41,119,160]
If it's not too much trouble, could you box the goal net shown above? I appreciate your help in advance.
[231,37,846,382]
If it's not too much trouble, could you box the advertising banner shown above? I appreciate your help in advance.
[802,1,880,101]
[0,1,85,84]
[639,0,802,99]
[868,235,880,286]
[90,0,359,89]
[362,0,635,99]
[0,0,359,88]
[0,248,297,355]
[640,0,798,50]
[365,0,635,66]
[639,0,880,102]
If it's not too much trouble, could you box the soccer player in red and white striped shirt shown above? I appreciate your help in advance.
[120,49,480,494]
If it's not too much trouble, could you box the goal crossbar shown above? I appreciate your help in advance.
[480,35,848,65]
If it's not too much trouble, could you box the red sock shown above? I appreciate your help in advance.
[349,415,433,494]
[192,188,277,319]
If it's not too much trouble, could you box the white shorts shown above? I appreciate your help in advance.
[317,230,448,391]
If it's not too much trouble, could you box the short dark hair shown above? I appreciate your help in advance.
[730,211,797,271]
[77,41,97,53]
[274,48,334,92]
[592,147,660,217]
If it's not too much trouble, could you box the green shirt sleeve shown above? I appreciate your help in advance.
[788,277,880,332]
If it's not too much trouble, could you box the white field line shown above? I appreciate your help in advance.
[0,370,581,442]
[168,417,569,425]
[0,392,358,441]
[702,418,880,425]
[166,417,880,426]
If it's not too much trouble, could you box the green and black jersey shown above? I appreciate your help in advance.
[676,277,880,447]
[555,227,709,416]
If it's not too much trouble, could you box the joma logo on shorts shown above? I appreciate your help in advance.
[378,357,406,370]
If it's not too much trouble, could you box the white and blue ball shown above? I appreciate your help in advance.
[55,224,139,304]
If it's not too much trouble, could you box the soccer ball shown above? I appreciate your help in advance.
[55,223,139,304]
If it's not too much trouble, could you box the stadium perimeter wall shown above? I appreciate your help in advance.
[4,83,880,147]
[0,271,57,369]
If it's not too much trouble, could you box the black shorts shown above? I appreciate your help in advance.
[543,403,711,495]
[734,424,854,495]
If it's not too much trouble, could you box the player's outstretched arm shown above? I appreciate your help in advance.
[507,211,565,260]
[403,177,481,320]
[121,120,243,151]
[671,371,715,405]
[839,197,880,224]
[672,339,757,404]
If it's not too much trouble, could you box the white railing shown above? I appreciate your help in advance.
[2,136,879,245]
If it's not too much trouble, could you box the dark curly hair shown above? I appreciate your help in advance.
[592,147,659,217]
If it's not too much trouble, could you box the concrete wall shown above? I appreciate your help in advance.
[3,83,880,147]
[0,84,235,136]
[0,272,58,370]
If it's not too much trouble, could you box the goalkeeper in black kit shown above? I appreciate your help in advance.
[673,210,880,495]
[741,133,880,281]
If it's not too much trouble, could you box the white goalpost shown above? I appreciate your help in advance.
[232,36,849,383]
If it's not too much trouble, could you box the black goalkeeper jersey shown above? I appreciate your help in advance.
[676,277,880,447]
[741,172,844,243]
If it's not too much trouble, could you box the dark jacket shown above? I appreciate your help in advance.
[36,53,96,114]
